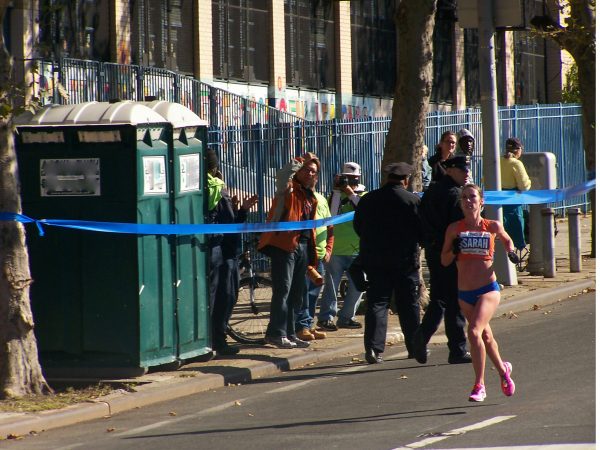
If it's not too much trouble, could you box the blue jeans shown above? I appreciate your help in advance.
[294,259,325,330]
[265,243,308,338]
[318,255,364,323]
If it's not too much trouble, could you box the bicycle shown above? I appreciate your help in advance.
[226,239,272,345]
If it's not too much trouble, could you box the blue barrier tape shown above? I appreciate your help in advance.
[0,180,594,236]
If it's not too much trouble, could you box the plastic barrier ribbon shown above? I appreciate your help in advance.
[0,211,355,236]
[481,179,596,205]
[0,179,594,236]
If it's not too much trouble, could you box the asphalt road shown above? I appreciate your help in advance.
[4,292,595,450]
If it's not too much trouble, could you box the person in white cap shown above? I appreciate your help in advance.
[317,162,367,331]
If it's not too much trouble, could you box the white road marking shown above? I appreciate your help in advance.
[115,400,246,437]
[398,446,595,450]
[393,415,516,449]
[265,379,316,394]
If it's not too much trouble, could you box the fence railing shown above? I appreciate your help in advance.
[32,58,589,216]
[35,58,302,128]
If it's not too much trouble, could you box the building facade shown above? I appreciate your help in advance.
[8,0,568,120]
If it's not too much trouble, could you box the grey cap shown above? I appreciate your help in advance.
[457,128,474,140]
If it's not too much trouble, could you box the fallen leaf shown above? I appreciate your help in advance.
[531,304,540,310]
[169,411,177,416]
[106,428,115,433]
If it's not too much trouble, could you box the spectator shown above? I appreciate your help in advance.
[456,128,475,157]
[441,183,516,402]
[428,131,457,183]
[206,149,258,356]
[412,155,472,365]
[353,162,422,364]
[317,162,367,331]
[500,137,531,254]
[258,153,321,349]
[294,188,332,341]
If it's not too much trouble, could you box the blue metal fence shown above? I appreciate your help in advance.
[32,58,588,216]
[215,105,587,219]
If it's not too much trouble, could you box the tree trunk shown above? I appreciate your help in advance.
[383,0,437,190]
[537,0,595,256]
[0,2,51,398]
[575,56,595,257]
[385,1,438,315]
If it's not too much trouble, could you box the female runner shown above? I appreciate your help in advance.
[441,184,518,402]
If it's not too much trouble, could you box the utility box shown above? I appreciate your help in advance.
[15,100,211,377]
[520,152,558,275]
[520,152,558,190]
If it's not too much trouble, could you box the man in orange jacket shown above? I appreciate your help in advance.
[258,153,320,349]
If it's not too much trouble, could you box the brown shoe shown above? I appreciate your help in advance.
[296,328,315,341]
[310,328,327,340]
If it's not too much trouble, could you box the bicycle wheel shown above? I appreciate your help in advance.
[227,276,272,344]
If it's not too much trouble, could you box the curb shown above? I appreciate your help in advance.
[0,278,594,438]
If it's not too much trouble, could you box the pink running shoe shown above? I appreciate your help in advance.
[500,361,516,396]
[469,384,486,402]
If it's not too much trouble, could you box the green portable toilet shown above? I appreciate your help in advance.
[141,100,211,360]
[15,101,188,377]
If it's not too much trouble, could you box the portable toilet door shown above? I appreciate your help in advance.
[143,100,212,360]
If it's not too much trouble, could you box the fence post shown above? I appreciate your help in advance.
[97,62,105,101]
[368,118,376,188]
[52,59,60,104]
[294,120,302,156]
[536,103,541,152]
[173,73,180,105]
[253,123,267,224]
[332,119,340,174]
[136,66,144,101]
[568,208,582,272]
[541,207,556,278]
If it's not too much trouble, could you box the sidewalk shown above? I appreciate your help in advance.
[0,214,595,438]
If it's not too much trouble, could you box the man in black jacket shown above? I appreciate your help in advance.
[412,155,472,365]
[353,162,422,364]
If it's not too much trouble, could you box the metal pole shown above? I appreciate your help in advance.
[477,0,517,285]
[568,208,582,272]
[542,208,556,278]
[527,204,544,275]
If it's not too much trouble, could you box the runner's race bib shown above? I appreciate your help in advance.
[458,231,492,256]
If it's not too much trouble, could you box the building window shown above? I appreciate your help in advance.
[212,0,269,83]
[37,0,109,60]
[514,31,547,104]
[464,28,479,107]
[431,4,454,105]
[285,0,335,90]
[131,0,193,73]
[350,0,396,97]
[514,0,547,104]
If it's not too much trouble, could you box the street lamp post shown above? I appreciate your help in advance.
[477,0,518,286]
